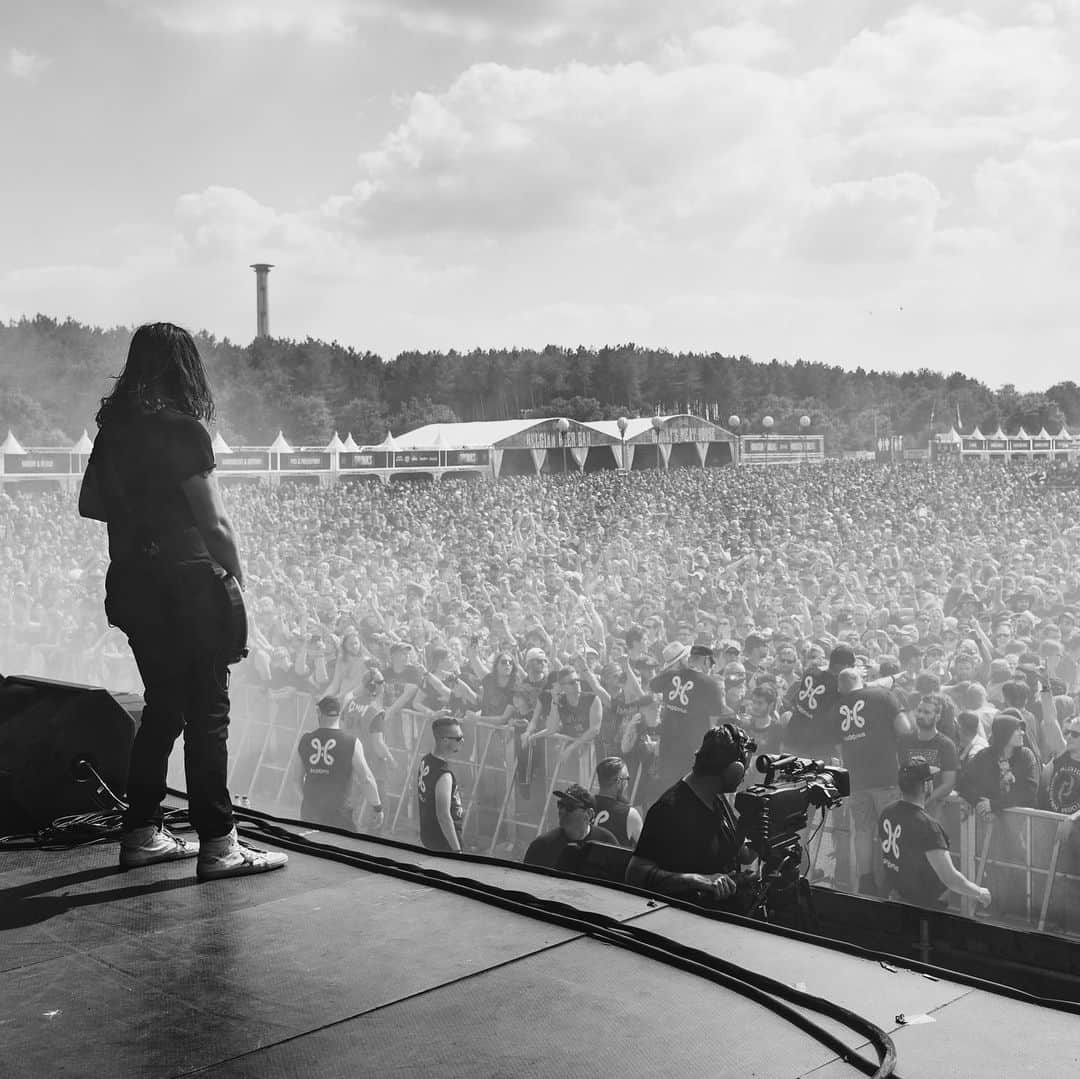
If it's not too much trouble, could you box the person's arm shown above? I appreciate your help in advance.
[1036,686,1067,761]
[180,471,244,586]
[349,740,383,828]
[626,806,644,845]
[434,771,461,852]
[77,459,107,522]
[893,709,914,739]
[925,849,991,907]
[452,679,480,708]
[580,663,610,709]
[520,698,545,745]
[927,768,957,815]
[625,855,736,901]
[290,750,306,804]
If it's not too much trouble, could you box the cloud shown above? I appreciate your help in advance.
[7,47,50,80]
[790,173,943,263]
[108,0,355,41]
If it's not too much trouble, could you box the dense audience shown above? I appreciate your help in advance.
[3,458,1079,931]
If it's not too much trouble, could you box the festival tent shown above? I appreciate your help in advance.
[71,430,94,454]
[1,431,26,454]
[211,431,232,455]
[325,431,345,453]
[341,433,359,452]
[269,431,293,454]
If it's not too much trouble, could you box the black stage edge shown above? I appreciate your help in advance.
[811,887,1080,1001]
[3,807,1079,1079]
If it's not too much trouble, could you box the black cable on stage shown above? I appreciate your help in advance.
[214,794,1080,1018]
[199,799,896,1077]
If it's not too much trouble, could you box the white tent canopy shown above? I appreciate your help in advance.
[377,432,399,451]
[269,431,293,453]
[71,429,94,453]
[211,431,232,454]
[341,433,359,452]
[325,431,345,452]
[1,431,25,454]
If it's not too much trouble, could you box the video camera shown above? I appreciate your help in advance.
[735,754,850,863]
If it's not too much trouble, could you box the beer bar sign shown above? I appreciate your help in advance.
[340,451,388,469]
[444,449,489,466]
[3,452,70,474]
[217,451,270,471]
[280,452,331,470]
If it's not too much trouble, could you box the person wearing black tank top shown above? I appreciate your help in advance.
[593,756,642,847]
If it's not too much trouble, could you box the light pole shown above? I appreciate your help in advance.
[800,414,811,466]
[617,415,629,472]
[762,415,774,462]
[651,414,663,470]
[556,416,570,474]
[728,415,740,465]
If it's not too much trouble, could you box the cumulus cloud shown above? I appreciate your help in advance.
[7,47,50,80]
[790,173,943,262]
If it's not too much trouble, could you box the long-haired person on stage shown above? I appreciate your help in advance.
[78,322,287,880]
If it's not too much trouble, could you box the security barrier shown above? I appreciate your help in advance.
[806,796,1080,936]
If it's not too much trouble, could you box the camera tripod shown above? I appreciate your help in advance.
[741,818,820,933]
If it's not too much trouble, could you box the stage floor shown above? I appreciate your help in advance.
[2,818,1076,1079]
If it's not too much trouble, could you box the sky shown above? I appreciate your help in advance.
[3,0,1080,391]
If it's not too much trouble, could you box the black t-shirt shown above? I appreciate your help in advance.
[480,672,515,718]
[633,779,741,876]
[899,732,959,776]
[835,687,902,790]
[523,824,618,869]
[91,407,215,564]
[1047,753,1080,815]
[878,799,950,908]
[650,666,726,783]
[784,669,839,756]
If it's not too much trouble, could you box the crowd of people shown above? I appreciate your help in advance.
[3,457,1080,930]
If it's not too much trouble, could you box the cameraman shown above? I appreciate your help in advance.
[626,725,754,906]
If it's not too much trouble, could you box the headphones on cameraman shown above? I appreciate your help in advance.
[709,723,755,790]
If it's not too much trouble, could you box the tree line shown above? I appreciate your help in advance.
[1,314,1078,452]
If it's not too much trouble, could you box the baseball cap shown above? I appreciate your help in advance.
[662,641,691,666]
[524,647,548,665]
[898,756,940,785]
[689,644,715,659]
[553,784,596,811]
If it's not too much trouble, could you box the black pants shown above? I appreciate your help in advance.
[122,642,234,840]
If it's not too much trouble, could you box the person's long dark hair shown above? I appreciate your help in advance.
[95,322,214,428]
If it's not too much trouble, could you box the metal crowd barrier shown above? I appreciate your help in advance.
[807,795,1080,937]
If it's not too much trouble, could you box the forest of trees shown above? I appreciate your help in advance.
[2,314,1079,452]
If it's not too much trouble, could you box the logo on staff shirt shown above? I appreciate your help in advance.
[668,676,694,707]
[418,759,430,797]
[308,738,336,767]
[798,676,825,712]
[840,699,866,733]
[882,819,902,859]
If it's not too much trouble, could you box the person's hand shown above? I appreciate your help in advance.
[976,798,992,821]
[701,872,737,900]
[976,887,992,909]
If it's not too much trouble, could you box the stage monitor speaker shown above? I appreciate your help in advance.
[0,675,143,831]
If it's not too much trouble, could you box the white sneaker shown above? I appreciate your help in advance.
[196,827,288,881]
[119,825,200,870]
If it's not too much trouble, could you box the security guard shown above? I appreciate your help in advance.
[294,696,383,832]
[876,757,990,911]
